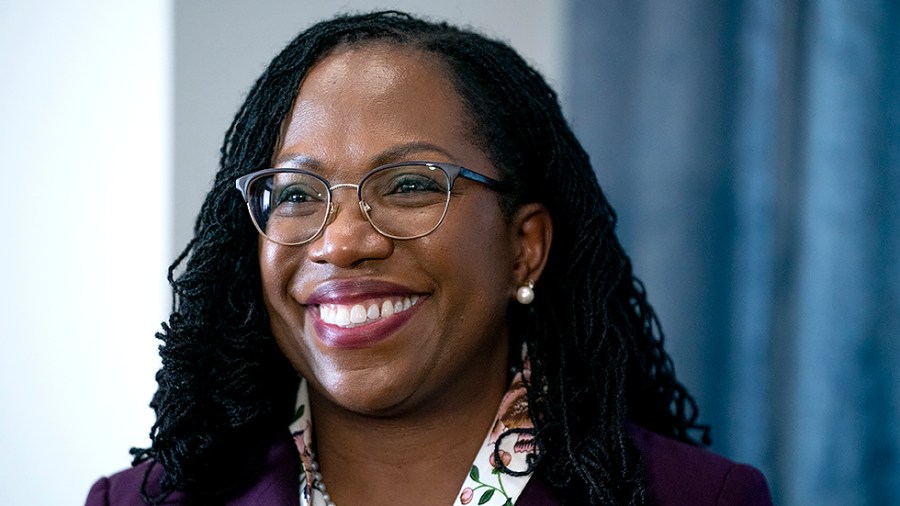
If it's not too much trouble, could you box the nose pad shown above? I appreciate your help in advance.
[320,193,373,236]
[307,191,392,267]
[326,201,340,227]
[322,200,369,229]
[323,183,365,230]
[359,200,372,217]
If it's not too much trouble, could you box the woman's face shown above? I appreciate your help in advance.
[260,43,546,417]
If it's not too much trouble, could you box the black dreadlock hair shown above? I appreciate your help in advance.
[131,10,709,505]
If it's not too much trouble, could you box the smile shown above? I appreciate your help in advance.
[318,295,420,328]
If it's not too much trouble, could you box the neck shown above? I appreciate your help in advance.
[309,355,510,506]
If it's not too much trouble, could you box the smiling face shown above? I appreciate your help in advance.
[259,43,543,418]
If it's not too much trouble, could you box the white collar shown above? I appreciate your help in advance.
[289,355,538,506]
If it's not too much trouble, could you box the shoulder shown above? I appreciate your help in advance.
[85,432,299,506]
[85,460,188,506]
[628,424,772,506]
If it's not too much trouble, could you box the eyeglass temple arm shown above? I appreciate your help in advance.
[458,168,511,192]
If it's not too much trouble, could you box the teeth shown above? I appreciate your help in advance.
[335,306,350,326]
[350,304,367,324]
[319,296,420,328]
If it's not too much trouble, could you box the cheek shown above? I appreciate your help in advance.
[258,240,313,374]
[433,204,516,304]
[259,240,285,299]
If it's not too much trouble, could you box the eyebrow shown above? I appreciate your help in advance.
[272,141,459,168]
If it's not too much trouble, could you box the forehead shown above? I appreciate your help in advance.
[274,43,491,178]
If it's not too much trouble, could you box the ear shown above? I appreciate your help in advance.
[509,203,553,291]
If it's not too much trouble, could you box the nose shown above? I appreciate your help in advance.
[306,187,393,268]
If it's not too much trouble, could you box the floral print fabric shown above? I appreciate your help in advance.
[289,355,537,506]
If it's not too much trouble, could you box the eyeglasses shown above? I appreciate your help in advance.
[235,161,509,246]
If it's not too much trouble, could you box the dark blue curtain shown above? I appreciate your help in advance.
[566,1,899,504]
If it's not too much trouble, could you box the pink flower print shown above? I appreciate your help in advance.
[489,373,532,443]
[460,487,474,504]
[489,449,512,469]
[514,433,536,453]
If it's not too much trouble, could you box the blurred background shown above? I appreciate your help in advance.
[1,1,896,504]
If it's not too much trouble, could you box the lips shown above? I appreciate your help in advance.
[304,280,424,349]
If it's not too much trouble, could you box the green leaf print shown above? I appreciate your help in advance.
[292,404,305,423]
[466,463,512,504]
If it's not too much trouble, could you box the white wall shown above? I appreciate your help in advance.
[0,2,171,504]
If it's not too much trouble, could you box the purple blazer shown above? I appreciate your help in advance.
[86,426,771,505]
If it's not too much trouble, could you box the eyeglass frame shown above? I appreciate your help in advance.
[234,161,511,246]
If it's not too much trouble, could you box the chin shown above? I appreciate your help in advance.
[310,363,426,417]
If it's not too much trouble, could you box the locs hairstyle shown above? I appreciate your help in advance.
[133,11,708,506]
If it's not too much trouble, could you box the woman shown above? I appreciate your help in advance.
[87,11,771,506]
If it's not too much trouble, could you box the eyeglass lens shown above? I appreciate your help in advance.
[246,164,452,245]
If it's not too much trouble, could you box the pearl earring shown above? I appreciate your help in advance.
[516,280,535,305]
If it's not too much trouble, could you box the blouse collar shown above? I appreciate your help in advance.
[288,353,538,506]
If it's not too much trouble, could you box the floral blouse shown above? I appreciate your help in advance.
[288,354,538,506]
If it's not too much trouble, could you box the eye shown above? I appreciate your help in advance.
[268,180,327,219]
[362,166,449,210]
[275,183,325,204]
[385,173,445,194]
